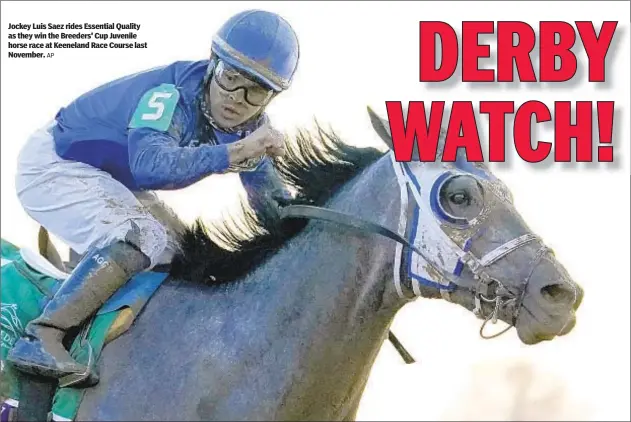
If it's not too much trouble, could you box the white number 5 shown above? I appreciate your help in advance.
[141,92,174,121]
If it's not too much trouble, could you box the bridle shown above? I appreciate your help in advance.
[455,236,550,339]
[279,153,551,340]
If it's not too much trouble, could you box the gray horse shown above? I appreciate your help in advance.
[70,107,582,421]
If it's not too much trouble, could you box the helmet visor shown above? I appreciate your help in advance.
[213,60,275,107]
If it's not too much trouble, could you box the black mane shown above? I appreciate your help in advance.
[170,121,384,285]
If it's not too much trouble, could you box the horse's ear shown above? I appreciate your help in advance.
[367,104,486,164]
[367,106,394,151]
[368,105,425,160]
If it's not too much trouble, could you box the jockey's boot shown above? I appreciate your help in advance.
[7,240,150,386]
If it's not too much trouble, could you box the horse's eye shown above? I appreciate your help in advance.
[439,175,484,222]
[449,192,469,205]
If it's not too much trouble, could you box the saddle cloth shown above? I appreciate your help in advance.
[0,237,169,421]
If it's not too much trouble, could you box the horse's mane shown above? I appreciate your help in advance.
[170,121,385,285]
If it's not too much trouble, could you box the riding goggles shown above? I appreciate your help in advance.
[213,60,275,107]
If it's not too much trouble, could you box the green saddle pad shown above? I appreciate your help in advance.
[0,238,168,421]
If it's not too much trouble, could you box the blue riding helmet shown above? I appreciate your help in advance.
[211,10,300,92]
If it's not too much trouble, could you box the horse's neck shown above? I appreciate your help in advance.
[284,154,403,326]
[258,155,402,325]
[237,156,404,417]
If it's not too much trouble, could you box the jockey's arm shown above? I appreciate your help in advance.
[127,104,231,190]
[128,127,231,190]
[239,157,293,209]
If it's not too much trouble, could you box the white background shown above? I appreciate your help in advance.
[1,2,629,420]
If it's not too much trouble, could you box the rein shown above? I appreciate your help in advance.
[280,205,423,256]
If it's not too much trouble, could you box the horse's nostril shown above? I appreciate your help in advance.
[540,283,576,307]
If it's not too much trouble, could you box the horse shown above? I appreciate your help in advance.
[21,107,584,421]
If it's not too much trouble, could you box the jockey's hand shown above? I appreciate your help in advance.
[264,127,286,158]
[227,122,286,165]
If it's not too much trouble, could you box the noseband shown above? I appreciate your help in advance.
[279,156,551,340]
[456,235,550,339]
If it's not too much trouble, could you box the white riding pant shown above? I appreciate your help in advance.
[15,120,186,269]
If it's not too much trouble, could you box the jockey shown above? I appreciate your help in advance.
[7,9,299,386]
